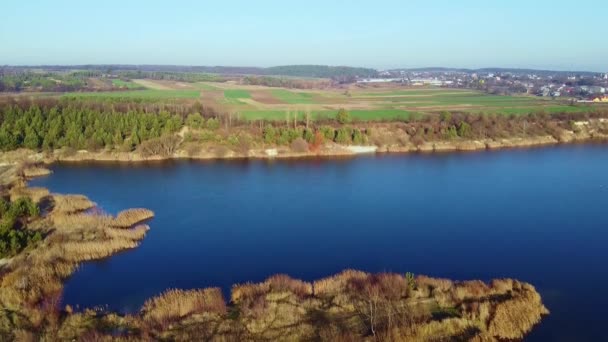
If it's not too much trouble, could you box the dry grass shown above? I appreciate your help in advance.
[104,225,150,240]
[142,288,226,326]
[9,186,50,203]
[487,284,549,339]
[313,269,368,296]
[113,209,155,228]
[60,238,140,262]
[22,167,52,178]
[231,274,313,304]
[52,194,95,214]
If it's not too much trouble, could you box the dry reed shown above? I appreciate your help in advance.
[22,167,52,178]
[60,238,139,262]
[142,288,226,325]
[9,186,50,203]
[104,225,149,240]
[313,269,368,296]
[52,194,95,214]
[113,209,155,228]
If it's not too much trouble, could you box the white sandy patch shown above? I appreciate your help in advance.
[346,145,378,154]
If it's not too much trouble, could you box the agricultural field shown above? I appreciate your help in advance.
[111,79,141,89]
[54,78,599,120]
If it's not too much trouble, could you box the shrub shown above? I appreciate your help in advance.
[310,131,325,151]
[320,126,335,140]
[185,113,204,129]
[277,129,300,146]
[457,122,472,138]
[206,117,220,130]
[263,125,276,144]
[303,129,314,143]
[335,128,352,144]
[352,129,364,145]
[138,135,180,157]
[290,138,309,152]
[440,111,452,122]
[336,108,351,124]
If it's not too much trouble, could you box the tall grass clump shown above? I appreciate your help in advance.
[113,208,155,228]
[52,194,95,214]
[142,288,226,327]
[9,187,50,203]
[21,166,52,179]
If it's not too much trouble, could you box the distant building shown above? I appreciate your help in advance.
[356,78,404,84]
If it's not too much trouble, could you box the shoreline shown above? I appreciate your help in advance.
[37,134,608,165]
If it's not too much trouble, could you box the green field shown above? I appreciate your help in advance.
[270,89,314,104]
[58,79,600,120]
[111,79,141,89]
[224,90,251,99]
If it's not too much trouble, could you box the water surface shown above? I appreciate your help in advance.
[31,145,608,341]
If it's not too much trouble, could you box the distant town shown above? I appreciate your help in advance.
[360,68,608,102]
[1,64,607,103]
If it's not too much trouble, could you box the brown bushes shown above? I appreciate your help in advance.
[290,137,309,152]
[112,209,155,228]
[138,135,180,157]
[142,288,226,326]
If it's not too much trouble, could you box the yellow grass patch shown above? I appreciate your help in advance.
[142,288,226,325]
[113,208,155,228]
[22,166,52,178]
[52,194,95,214]
[9,186,50,203]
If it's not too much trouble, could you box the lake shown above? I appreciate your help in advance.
[31,145,608,341]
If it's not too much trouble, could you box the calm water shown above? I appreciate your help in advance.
[31,145,608,341]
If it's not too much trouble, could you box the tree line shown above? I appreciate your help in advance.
[0,102,183,152]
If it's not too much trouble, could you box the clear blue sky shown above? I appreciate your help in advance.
[1,0,607,71]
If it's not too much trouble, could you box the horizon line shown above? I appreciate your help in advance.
[1,63,606,74]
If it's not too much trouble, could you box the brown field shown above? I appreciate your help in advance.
[250,90,286,104]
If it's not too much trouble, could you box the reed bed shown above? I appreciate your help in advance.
[142,288,226,325]
[104,225,149,240]
[9,186,50,203]
[60,238,140,262]
[487,288,549,339]
[22,167,52,178]
[51,212,112,231]
[52,194,96,214]
[113,209,155,228]
[231,274,313,303]
[312,269,368,296]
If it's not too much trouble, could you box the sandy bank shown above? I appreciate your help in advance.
[41,132,608,164]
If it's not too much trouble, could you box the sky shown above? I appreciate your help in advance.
[1,0,607,71]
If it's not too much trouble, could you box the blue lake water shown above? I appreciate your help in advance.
[31,145,608,341]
